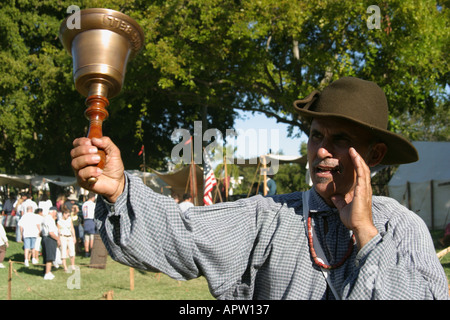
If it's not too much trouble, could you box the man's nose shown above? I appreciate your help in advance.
[317,139,334,159]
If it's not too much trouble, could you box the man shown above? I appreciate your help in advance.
[70,77,448,299]
[1,193,15,229]
[82,192,97,258]
[178,193,194,213]
[41,207,60,280]
[258,175,277,196]
[13,193,28,242]
[22,193,38,214]
[17,206,41,266]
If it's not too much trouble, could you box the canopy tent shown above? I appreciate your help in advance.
[153,164,204,205]
[125,170,170,195]
[0,173,77,189]
[388,141,450,230]
[234,154,307,168]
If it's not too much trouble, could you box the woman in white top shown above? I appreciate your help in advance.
[57,208,76,272]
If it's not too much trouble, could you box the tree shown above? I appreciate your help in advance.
[0,0,447,176]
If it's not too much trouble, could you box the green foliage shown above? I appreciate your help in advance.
[273,162,310,195]
[0,0,448,176]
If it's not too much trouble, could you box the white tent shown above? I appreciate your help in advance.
[0,173,77,189]
[388,141,450,230]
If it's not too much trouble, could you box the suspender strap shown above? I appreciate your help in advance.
[302,190,341,300]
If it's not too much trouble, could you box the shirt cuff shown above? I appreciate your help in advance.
[99,173,129,216]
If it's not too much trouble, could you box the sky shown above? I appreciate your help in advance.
[229,110,307,159]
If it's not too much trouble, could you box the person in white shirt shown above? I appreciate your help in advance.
[41,207,60,280]
[34,208,44,262]
[38,193,52,216]
[178,193,194,213]
[58,207,76,272]
[0,224,9,268]
[13,193,27,242]
[21,194,38,215]
[82,192,97,257]
[17,206,41,267]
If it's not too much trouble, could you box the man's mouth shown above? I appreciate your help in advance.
[315,165,341,175]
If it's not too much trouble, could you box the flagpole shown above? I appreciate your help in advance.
[223,155,228,201]
[203,147,219,205]
[262,155,268,196]
[143,146,146,185]
[190,137,197,206]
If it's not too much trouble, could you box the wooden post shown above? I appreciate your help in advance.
[7,260,12,300]
[224,155,228,201]
[430,180,435,230]
[89,234,108,269]
[437,246,450,259]
[130,267,135,291]
[103,290,114,300]
[189,140,198,206]
[406,181,411,209]
[262,156,268,196]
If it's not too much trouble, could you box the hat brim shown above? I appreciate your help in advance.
[294,103,418,165]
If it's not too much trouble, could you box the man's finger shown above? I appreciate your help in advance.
[73,137,92,148]
[349,147,371,193]
[70,145,98,160]
[71,153,101,172]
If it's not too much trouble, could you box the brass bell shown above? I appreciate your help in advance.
[59,8,145,183]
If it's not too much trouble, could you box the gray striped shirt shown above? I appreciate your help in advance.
[95,172,448,300]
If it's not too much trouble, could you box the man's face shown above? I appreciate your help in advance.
[307,117,374,205]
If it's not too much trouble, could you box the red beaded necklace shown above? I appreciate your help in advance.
[307,215,356,270]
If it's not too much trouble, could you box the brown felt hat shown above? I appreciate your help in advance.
[293,77,418,165]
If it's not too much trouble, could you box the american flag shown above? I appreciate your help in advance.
[203,150,217,206]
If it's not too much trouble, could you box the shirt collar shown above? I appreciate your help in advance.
[308,188,338,216]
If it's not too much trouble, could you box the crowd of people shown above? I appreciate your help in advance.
[0,190,98,280]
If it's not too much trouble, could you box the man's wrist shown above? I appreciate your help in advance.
[105,174,126,203]
[353,225,379,251]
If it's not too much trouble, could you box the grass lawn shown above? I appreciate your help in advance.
[0,231,214,300]
[1,230,449,300]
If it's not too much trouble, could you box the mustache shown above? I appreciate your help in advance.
[312,158,342,173]
[312,159,340,169]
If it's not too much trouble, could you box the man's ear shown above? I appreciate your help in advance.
[367,142,387,167]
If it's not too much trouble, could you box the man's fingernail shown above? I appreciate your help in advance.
[92,155,101,162]
[89,147,98,153]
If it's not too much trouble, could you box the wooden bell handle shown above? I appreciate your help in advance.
[84,95,109,184]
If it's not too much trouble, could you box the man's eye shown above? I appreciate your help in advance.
[334,137,351,147]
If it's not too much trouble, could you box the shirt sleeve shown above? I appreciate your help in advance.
[94,172,266,298]
[341,198,449,300]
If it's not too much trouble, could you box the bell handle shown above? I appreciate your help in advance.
[84,95,109,184]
